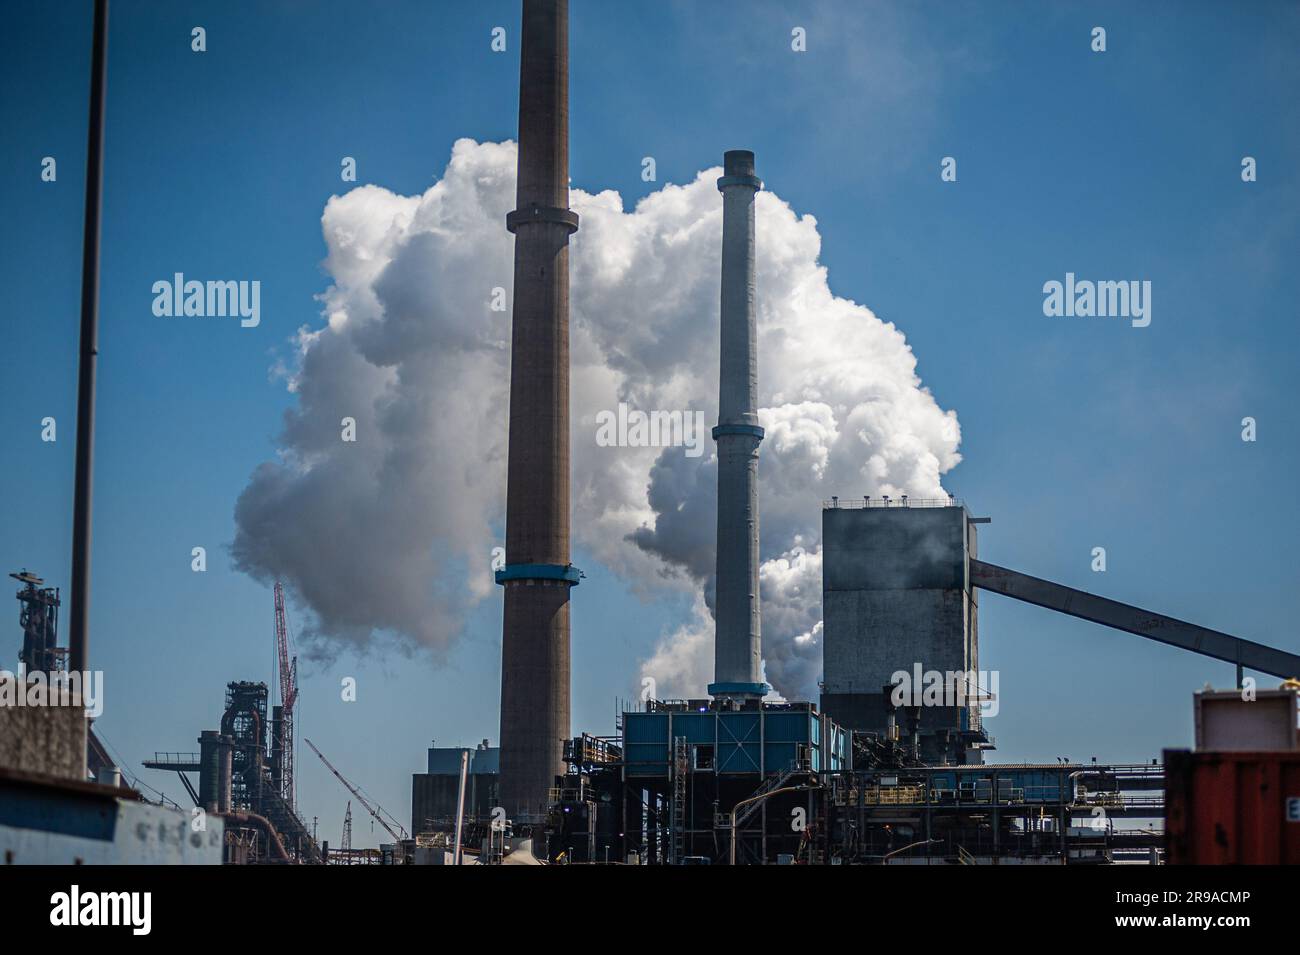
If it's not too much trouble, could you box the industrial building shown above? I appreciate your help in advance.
[821,500,990,764]
[411,741,499,837]
[421,0,1300,864]
[144,680,320,864]
[5,0,1298,873]
[531,489,1300,864]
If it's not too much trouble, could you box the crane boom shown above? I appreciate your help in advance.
[304,738,408,842]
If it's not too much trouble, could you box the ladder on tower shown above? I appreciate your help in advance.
[671,736,688,864]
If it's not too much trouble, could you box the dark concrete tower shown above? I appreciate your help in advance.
[496,0,580,818]
[709,150,769,701]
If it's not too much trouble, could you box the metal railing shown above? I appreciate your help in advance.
[863,785,927,805]
[1075,792,1164,809]
[146,752,200,764]
[823,497,962,509]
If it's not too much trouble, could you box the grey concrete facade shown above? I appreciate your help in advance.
[710,150,767,699]
[0,687,87,781]
[498,0,578,817]
[820,503,978,736]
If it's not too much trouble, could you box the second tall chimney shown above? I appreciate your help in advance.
[709,150,768,701]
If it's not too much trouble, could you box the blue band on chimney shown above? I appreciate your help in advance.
[495,563,582,586]
[506,205,580,234]
[712,424,765,441]
[708,681,770,697]
[717,175,763,192]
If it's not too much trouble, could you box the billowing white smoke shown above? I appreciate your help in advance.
[232,139,961,693]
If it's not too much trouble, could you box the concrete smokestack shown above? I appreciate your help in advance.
[496,0,580,817]
[709,150,769,701]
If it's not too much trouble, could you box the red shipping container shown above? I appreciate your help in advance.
[1165,749,1300,864]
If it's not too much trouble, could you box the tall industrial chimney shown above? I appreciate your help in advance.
[709,150,769,701]
[496,0,580,817]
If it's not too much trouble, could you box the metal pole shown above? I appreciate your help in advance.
[69,0,109,676]
[452,749,469,865]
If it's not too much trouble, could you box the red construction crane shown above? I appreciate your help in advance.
[274,581,298,809]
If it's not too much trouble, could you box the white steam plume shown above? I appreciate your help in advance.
[232,139,961,693]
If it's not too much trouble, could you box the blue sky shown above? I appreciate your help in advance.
[2,0,1297,847]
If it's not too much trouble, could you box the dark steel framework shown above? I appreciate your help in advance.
[273,582,298,810]
[145,680,321,863]
[546,742,1165,865]
[11,572,63,675]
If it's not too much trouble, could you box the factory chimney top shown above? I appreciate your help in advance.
[719,149,763,192]
[724,150,756,177]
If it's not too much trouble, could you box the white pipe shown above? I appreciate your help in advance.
[452,750,469,865]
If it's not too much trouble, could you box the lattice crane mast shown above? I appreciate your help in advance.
[274,581,299,808]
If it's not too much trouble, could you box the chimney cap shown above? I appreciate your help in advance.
[723,150,756,177]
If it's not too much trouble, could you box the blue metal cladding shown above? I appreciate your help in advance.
[717,712,761,773]
[674,713,717,744]
[760,711,808,773]
[622,708,844,777]
[623,713,669,775]
[624,713,668,744]
[924,768,1069,803]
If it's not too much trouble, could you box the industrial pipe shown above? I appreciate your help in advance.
[198,730,221,811]
[452,749,468,866]
[220,811,291,863]
[217,734,233,813]
[728,785,816,865]
[881,838,942,862]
